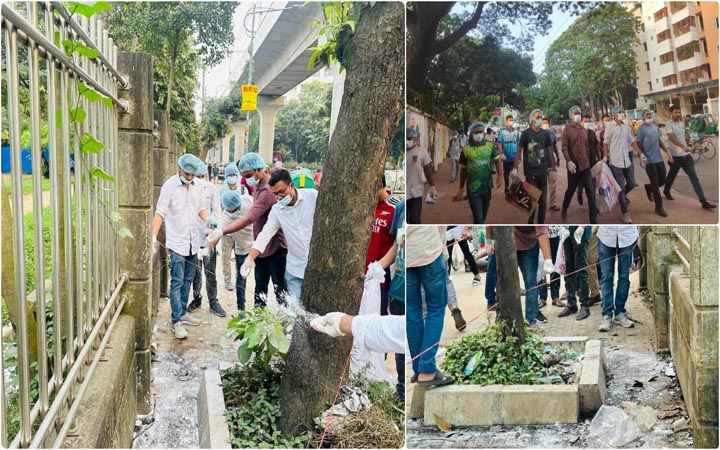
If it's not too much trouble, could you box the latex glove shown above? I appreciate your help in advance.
[543,259,554,275]
[510,168,518,181]
[197,247,209,259]
[574,226,585,244]
[366,261,385,280]
[640,154,648,167]
[485,239,494,256]
[560,227,571,242]
[567,161,577,174]
[310,312,346,338]
[601,156,608,164]
[455,189,465,202]
[429,186,438,199]
[240,258,255,278]
[207,228,223,247]
[152,235,158,257]
[499,152,507,161]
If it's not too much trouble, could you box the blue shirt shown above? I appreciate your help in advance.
[497,127,520,163]
[635,124,663,164]
[388,201,405,302]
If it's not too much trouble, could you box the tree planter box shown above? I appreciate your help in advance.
[197,370,232,449]
[423,339,605,426]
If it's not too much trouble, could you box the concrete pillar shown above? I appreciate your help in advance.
[232,120,247,162]
[221,133,232,163]
[690,227,718,307]
[153,111,171,314]
[637,226,648,290]
[117,52,154,415]
[257,96,284,164]
[646,227,679,351]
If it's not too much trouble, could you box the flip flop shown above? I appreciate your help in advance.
[417,370,455,388]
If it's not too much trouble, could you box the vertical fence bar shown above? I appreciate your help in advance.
[73,25,86,363]
[28,0,50,415]
[5,21,32,448]
[111,40,119,283]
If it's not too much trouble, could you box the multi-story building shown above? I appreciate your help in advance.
[630,1,719,122]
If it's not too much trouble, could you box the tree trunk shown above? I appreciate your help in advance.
[279,2,404,434]
[495,227,526,346]
[165,33,180,113]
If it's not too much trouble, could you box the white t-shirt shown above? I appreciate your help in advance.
[407,225,444,268]
[604,121,634,169]
[406,146,432,199]
[665,119,689,157]
[597,226,639,249]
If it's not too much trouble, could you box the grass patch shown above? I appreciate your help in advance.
[3,176,52,196]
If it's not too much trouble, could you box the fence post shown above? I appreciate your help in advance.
[117,51,154,415]
[153,111,171,317]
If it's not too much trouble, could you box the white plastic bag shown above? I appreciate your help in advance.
[590,405,640,447]
[593,162,622,214]
[553,238,566,275]
[350,262,392,384]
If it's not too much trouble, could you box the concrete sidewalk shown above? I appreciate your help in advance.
[419,154,718,224]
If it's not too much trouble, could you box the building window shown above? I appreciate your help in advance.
[698,13,705,31]
[714,18,719,29]
[679,66,706,84]
[677,41,700,60]
[655,8,668,22]
[646,61,651,71]
[663,74,678,86]
[657,30,672,43]
[659,52,674,64]
[644,42,648,51]
[673,15,696,36]
[701,38,709,57]
[648,81,653,91]
[669,2,687,14]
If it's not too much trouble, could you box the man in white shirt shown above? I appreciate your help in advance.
[219,190,254,311]
[406,127,436,224]
[152,154,211,340]
[603,105,642,224]
[597,226,639,332]
[239,169,318,300]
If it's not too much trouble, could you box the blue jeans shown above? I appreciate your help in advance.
[598,241,634,318]
[234,253,248,310]
[540,236,561,301]
[406,254,447,375]
[468,191,491,224]
[485,253,497,308]
[517,243,539,325]
[610,166,633,214]
[169,250,198,324]
[285,272,303,301]
[254,247,289,308]
[665,154,707,203]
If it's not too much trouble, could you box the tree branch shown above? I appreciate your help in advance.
[433,2,485,55]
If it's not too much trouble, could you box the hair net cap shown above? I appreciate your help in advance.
[238,152,266,172]
[611,105,625,115]
[529,109,544,124]
[178,154,200,175]
[224,162,239,177]
[568,105,581,117]
[406,127,418,138]
[195,160,208,176]
[642,109,652,117]
[221,190,242,210]
[468,121,485,134]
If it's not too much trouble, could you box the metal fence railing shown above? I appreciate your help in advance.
[671,226,693,271]
[1,2,128,447]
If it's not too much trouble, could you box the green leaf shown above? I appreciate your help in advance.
[54,31,61,48]
[110,212,120,222]
[69,107,86,123]
[245,322,263,349]
[80,132,104,153]
[73,43,100,59]
[61,39,74,54]
[78,81,114,110]
[90,165,114,182]
[118,227,133,239]
[92,2,111,14]
[56,108,63,129]
[67,2,97,18]
[237,344,253,364]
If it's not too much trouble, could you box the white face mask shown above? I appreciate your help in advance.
[245,175,259,187]
[541,124,550,130]
[406,140,414,149]
[585,122,594,130]
[507,121,514,127]
[472,132,484,142]
[645,117,653,124]
[534,119,542,128]
[226,175,238,185]
[573,114,582,123]
[617,113,626,121]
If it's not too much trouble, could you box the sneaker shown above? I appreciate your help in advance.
[536,311,548,323]
[614,312,635,328]
[576,306,590,321]
[209,302,226,318]
[655,207,668,217]
[664,190,675,200]
[173,323,188,340]
[225,281,235,291]
[598,315,613,332]
[180,314,201,326]
[644,184,653,202]
[622,213,632,224]
[472,276,482,286]
[187,298,201,313]
[558,305,577,317]
[451,308,467,331]
[702,202,717,210]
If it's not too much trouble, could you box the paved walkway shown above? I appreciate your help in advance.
[419,151,718,224]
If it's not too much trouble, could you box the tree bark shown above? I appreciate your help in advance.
[495,227,526,346]
[165,31,180,113]
[279,2,404,435]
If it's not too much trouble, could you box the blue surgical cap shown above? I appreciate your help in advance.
[568,105,581,117]
[224,162,239,177]
[221,190,242,211]
[529,109,544,124]
[238,152,266,172]
[642,109,652,117]
[468,122,485,134]
[406,127,418,138]
[178,154,200,175]
[195,160,208,176]
[611,105,625,115]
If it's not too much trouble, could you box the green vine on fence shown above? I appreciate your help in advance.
[307,2,374,71]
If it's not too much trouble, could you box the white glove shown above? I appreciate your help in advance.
[429,186,438,199]
[240,258,255,278]
[543,259,554,275]
[197,247,209,259]
[574,226,585,244]
[366,261,385,280]
[510,168,518,181]
[601,156,608,164]
[500,152,507,161]
[152,235,158,257]
[310,312,347,338]
[567,161,577,174]
[207,228,223,247]
[560,227,571,242]
[640,154,648,168]
[485,239,494,256]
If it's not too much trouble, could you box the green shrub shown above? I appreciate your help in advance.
[226,308,292,372]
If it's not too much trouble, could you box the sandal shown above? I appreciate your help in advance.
[417,370,455,388]
[538,299,547,309]
[552,299,565,307]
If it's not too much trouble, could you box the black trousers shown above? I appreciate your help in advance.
[645,161,666,210]
[447,238,479,275]
[563,168,597,224]
[526,172,547,224]
[407,196,422,224]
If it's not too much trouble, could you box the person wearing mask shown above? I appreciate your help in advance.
[635,109,672,217]
[597,226,639,331]
[598,114,611,148]
[497,115,520,194]
[406,127,437,224]
[456,122,503,224]
[561,105,598,223]
[513,109,556,224]
[514,226,554,328]
[239,169,317,300]
[541,118,561,211]
[152,154,210,340]
[664,105,716,210]
[576,114,601,208]
[208,152,290,308]
[218,190,254,311]
[219,163,241,291]
[558,226,592,321]
[603,106,643,224]
[449,131,462,182]
[189,163,225,317]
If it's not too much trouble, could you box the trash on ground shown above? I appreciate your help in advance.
[318,386,371,434]
[589,405,640,447]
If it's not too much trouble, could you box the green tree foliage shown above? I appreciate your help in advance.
[541,2,641,121]
[274,80,332,164]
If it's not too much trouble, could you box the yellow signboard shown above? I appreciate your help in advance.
[240,84,258,111]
